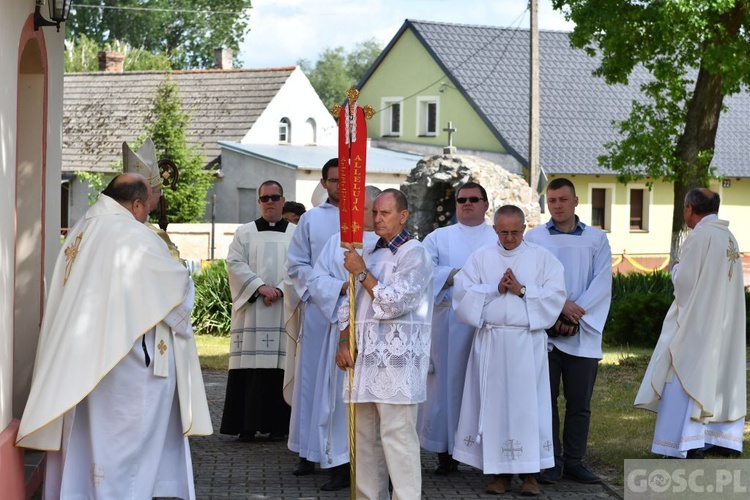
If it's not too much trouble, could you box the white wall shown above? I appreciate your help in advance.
[242,67,338,147]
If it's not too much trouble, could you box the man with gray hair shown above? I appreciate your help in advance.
[452,205,566,496]
[635,188,746,458]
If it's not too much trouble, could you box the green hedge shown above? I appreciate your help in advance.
[604,271,750,348]
[192,259,232,336]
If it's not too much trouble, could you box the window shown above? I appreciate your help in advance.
[303,118,316,145]
[629,187,649,231]
[417,97,438,136]
[589,186,613,231]
[279,118,291,143]
[381,98,402,136]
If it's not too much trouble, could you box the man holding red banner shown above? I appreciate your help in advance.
[336,189,434,500]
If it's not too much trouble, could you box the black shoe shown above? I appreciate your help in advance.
[434,452,459,476]
[237,432,256,442]
[293,458,315,476]
[686,448,705,459]
[268,431,286,442]
[703,445,741,458]
[563,464,600,484]
[320,465,350,491]
[538,464,562,484]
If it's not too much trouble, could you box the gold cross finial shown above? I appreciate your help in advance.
[63,233,83,285]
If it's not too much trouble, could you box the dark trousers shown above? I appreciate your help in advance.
[548,345,599,468]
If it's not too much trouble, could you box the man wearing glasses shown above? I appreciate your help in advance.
[451,205,566,496]
[417,182,497,476]
[525,178,612,484]
[287,158,341,476]
[220,180,298,443]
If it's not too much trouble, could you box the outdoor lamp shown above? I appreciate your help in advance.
[34,0,73,32]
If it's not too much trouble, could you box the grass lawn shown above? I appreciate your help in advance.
[196,336,749,491]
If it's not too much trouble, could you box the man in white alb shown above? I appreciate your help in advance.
[417,181,498,475]
[287,158,341,475]
[305,186,381,491]
[635,187,746,458]
[452,205,566,496]
[336,188,433,500]
[17,173,211,500]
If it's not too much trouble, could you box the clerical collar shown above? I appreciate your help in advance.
[545,215,585,236]
[255,217,289,232]
[374,229,412,254]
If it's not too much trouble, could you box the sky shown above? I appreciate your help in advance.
[238,0,574,69]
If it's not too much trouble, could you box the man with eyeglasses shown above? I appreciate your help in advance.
[451,205,566,496]
[417,182,497,476]
[525,178,612,484]
[287,158,341,476]
[220,180,298,443]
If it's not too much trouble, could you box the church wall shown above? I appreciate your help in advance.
[358,28,505,153]
[243,67,338,147]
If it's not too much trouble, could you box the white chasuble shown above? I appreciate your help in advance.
[636,218,746,428]
[451,241,566,474]
[227,220,296,370]
[418,222,498,453]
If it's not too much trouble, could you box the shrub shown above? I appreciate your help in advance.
[192,260,231,336]
[604,271,674,348]
[604,292,673,348]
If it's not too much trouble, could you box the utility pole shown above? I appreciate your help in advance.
[529,0,540,194]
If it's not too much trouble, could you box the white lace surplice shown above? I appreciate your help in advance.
[339,239,434,404]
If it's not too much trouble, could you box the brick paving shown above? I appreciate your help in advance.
[190,370,623,499]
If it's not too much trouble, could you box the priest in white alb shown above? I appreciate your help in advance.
[452,205,566,496]
[304,186,381,491]
[417,181,498,476]
[635,188,746,458]
[17,173,211,500]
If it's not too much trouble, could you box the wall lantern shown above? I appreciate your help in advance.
[34,0,73,32]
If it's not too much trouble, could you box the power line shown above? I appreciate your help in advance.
[71,3,247,16]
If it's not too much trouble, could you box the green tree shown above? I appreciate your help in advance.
[65,34,172,73]
[552,0,750,259]
[66,0,251,69]
[143,75,212,223]
[299,38,382,110]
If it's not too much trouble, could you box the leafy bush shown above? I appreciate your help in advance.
[611,270,673,301]
[604,292,673,348]
[192,260,231,336]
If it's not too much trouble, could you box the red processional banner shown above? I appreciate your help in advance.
[336,89,372,248]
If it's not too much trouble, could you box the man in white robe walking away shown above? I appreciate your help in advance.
[220,180,298,441]
[635,188,746,458]
[335,188,433,500]
[417,181,498,476]
[17,173,212,500]
[305,186,381,491]
[452,205,566,496]
[287,158,341,475]
[525,178,612,484]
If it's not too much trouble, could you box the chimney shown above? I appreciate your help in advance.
[214,48,233,70]
[98,51,124,73]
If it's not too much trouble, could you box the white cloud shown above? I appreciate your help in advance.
[238,0,573,68]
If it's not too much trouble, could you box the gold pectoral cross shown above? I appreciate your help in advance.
[64,233,83,285]
[727,238,740,281]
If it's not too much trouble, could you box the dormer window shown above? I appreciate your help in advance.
[279,118,291,143]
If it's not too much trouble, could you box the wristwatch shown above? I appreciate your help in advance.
[356,269,369,283]
[519,286,526,298]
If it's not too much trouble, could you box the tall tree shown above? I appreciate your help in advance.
[66,0,251,69]
[552,0,750,259]
[299,38,382,110]
[144,75,212,223]
[65,34,172,72]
